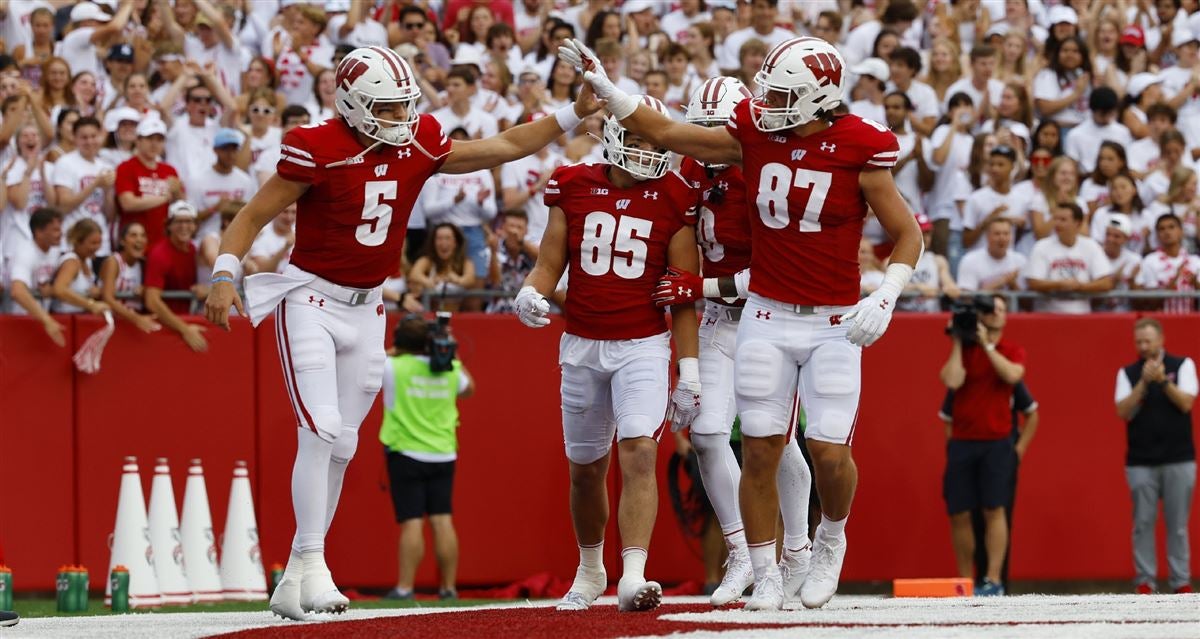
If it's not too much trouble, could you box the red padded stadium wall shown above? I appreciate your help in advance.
[1,313,1198,590]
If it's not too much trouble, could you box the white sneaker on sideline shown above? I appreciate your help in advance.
[744,567,784,611]
[800,530,846,609]
[555,564,607,611]
[617,576,662,612]
[710,544,754,606]
[780,543,812,599]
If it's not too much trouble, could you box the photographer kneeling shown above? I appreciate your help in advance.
[381,314,474,601]
[939,295,1026,596]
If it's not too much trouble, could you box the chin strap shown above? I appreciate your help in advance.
[324,139,384,169]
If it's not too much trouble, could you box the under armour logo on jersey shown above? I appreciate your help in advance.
[643,191,659,200]
[791,149,807,162]
[308,296,325,308]
[821,142,837,153]
[374,164,387,177]
[616,199,631,210]
[397,148,412,159]
[756,310,771,320]
[830,314,842,326]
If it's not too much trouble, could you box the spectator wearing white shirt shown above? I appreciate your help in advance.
[53,116,115,258]
[55,1,132,81]
[898,214,959,312]
[431,69,499,140]
[327,0,388,49]
[3,125,57,272]
[305,68,337,124]
[926,93,976,257]
[887,47,938,137]
[1139,212,1200,314]
[99,43,134,112]
[423,129,498,300]
[1033,35,1092,129]
[685,23,721,82]
[189,128,256,243]
[183,1,244,97]
[944,45,1004,119]
[239,89,283,185]
[1143,130,1195,203]
[660,0,710,44]
[1024,201,1114,314]
[848,57,889,125]
[500,113,563,245]
[883,92,933,218]
[963,145,1032,253]
[1081,142,1138,216]
[248,202,296,275]
[717,0,794,72]
[1159,28,1200,147]
[270,4,335,107]
[1092,174,1156,255]
[840,0,919,67]
[592,39,642,97]
[1128,104,1180,179]
[662,43,700,117]
[165,83,221,187]
[1099,214,1143,312]
[51,218,109,315]
[1063,88,1133,175]
[99,221,160,333]
[5,207,64,345]
[1123,73,1166,142]
[957,218,1027,292]
[1147,167,1200,252]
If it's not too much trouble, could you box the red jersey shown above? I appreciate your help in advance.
[544,163,698,340]
[144,238,197,315]
[726,102,899,306]
[679,157,752,278]
[277,116,451,288]
[115,156,180,249]
[951,340,1027,440]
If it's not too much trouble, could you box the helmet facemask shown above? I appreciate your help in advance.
[749,75,828,132]
[602,115,669,181]
[341,87,421,146]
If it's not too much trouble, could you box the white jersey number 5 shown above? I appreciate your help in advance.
[357,180,397,247]
[580,211,653,279]
[755,163,832,233]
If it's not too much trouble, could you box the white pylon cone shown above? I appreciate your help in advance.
[219,461,268,601]
[106,456,163,608]
[180,459,223,602]
[148,458,194,604]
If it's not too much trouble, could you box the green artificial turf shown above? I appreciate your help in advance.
[10,596,512,618]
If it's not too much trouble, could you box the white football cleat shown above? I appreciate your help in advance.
[555,564,607,611]
[780,543,812,599]
[300,563,349,614]
[800,530,846,609]
[744,567,785,611]
[710,545,754,606]
[617,576,662,612]
[269,572,308,621]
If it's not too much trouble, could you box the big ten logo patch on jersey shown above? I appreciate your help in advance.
[591,187,609,195]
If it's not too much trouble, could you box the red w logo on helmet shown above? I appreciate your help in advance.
[336,57,371,88]
[803,52,842,88]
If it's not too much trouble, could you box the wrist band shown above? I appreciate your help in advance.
[554,104,582,133]
[212,275,234,285]
[678,357,700,382]
[212,253,242,281]
[984,343,996,352]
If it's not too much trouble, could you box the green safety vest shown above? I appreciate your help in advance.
[379,355,463,454]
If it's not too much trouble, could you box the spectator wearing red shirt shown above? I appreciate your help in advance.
[938,294,1027,597]
[145,200,206,353]
[115,118,183,248]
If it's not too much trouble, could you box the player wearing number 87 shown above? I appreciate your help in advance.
[203,46,602,621]
[516,95,702,613]
[560,36,923,610]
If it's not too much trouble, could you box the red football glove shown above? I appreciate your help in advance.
[652,269,703,307]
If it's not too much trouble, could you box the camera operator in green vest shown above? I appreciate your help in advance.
[381,313,474,601]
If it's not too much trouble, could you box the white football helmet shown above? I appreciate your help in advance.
[603,95,672,181]
[686,77,751,168]
[335,46,422,146]
[750,37,846,132]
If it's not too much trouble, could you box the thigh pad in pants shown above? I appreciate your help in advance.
[561,364,616,465]
[610,355,669,443]
[799,340,861,445]
[734,335,797,439]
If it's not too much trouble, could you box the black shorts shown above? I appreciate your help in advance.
[386,452,456,522]
[943,438,1015,515]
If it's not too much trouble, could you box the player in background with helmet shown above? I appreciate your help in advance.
[515,96,701,613]
[652,76,814,607]
[561,36,923,610]
[204,46,600,621]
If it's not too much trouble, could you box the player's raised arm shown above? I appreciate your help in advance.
[204,175,309,329]
[439,85,602,175]
[516,205,569,327]
[560,39,741,167]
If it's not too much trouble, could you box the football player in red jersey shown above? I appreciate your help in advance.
[651,77,816,608]
[514,96,701,613]
[203,47,600,621]
[562,37,923,610]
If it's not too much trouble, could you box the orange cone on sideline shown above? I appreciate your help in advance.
[148,458,193,604]
[105,457,163,608]
[893,578,974,597]
[180,459,223,602]
[219,461,267,601]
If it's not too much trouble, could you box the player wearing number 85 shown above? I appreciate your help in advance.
[515,95,701,614]
[560,36,923,610]
[203,46,602,621]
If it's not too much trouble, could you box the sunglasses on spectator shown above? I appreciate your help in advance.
[250,105,276,115]
[189,95,213,103]
[1031,155,1053,167]
[404,21,426,30]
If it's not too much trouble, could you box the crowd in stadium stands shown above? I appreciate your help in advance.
[2,0,1200,350]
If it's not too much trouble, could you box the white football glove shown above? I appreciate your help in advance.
[557,38,639,119]
[515,286,550,328]
[841,263,913,347]
[666,357,701,432]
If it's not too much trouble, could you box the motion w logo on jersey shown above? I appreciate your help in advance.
[616,199,631,210]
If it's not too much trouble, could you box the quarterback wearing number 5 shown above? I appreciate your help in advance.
[561,37,923,610]
[204,47,599,621]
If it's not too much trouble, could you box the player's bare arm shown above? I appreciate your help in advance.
[205,175,309,329]
[665,225,700,360]
[516,206,568,327]
[440,84,602,175]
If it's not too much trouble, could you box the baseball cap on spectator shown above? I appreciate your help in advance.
[92,0,117,8]
[990,144,1017,161]
[136,117,167,138]
[1089,86,1119,112]
[1120,25,1146,47]
[280,0,313,6]
[850,58,890,82]
[154,41,185,63]
[394,43,420,61]
[622,0,655,14]
[325,0,350,12]
[104,106,141,132]
[1107,213,1133,237]
[450,47,483,71]
[194,11,214,27]
[168,200,198,221]
[914,213,933,232]
[708,0,737,9]
[71,2,111,23]
[213,128,242,149]
[1171,26,1199,49]
[1047,5,1077,26]
[108,43,134,63]
[1189,13,1200,41]
[1128,73,1163,99]
[984,23,1009,40]
[1005,122,1032,151]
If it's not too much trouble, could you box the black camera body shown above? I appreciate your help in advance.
[428,311,458,373]
[946,295,996,343]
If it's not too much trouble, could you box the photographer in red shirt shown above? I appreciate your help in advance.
[938,294,1026,597]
